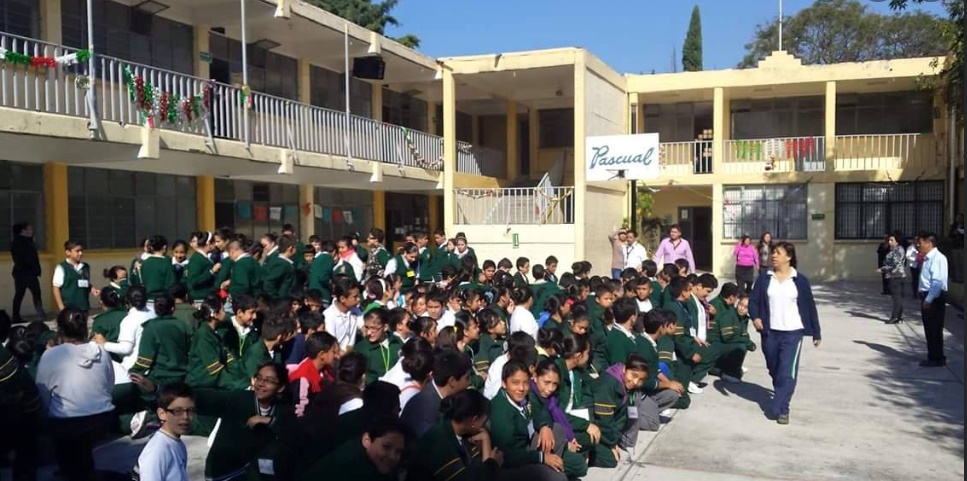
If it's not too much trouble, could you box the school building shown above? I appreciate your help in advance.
[0,0,962,313]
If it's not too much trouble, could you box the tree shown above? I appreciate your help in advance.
[890,0,963,124]
[739,0,946,68]
[682,5,703,72]
[307,0,421,48]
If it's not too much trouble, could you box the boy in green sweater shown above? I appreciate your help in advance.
[711,294,757,382]
[586,285,615,373]
[632,310,684,432]
[663,277,702,400]
[262,235,298,301]
[52,240,98,313]
[308,240,335,304]
[130,293,192,386]
[604,298,642,367]
[227,239,263,300]
[185,232,220,303]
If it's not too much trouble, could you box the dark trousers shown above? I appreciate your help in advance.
[48,412,115,481]
[715,343,749,378]
[920,292,947,363]
[11,274,44,322]
[735,265,755,293]
[909,267,921,299]
[611,268,622,280]
[0,414,39,481]
[763,329,804,418]
[887,278,905,320]
[881,273,890,294]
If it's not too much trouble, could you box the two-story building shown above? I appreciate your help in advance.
[0,0,961,313]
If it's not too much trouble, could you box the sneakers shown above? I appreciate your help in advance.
[660,409,674,418]
[688,384,704,395]
[777,414,790,425]
[721,374,742,384]
[742,367,749,374]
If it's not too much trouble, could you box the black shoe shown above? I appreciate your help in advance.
[885,318,901,325]
[777,414,790,425]
[918,360,946,368]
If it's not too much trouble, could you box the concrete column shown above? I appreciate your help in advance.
[373,191,386,232]
[506,100,520,181]
[427,102,438,135]
[825,81,837,172]
[712,87,730,174]
[196,176,215,231]
[711,183,724,278]
[193,25,210,80]
[40,0,63,44]
[573,55,587,261]
[300,184,315,239]
[442,69,457,234]
[528,108,539,176]
[428,195,441,235]
[44,163,68,311]
[371,83,384,121]
[635,100,646,134]
[471,115,481,145]
[297,59,312,105]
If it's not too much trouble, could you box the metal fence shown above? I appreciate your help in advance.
[454,186,575,225]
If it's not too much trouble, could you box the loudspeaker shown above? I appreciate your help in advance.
[353,56,386,80]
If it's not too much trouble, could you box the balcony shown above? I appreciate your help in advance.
[454,186,574,225]
[834,133,937,171]
[0,31,443,171]
[456,142,507,178]
[723,136,827,174]
[659,140,713,176]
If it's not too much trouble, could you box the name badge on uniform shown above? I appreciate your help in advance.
[627,404,639,420]
[78,279,90,289]
[527,421,535,439]
[406,270,415,278]
[257,459,274,476]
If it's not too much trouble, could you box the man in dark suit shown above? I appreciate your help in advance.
[10,222,46,323]
[400,349,473,437]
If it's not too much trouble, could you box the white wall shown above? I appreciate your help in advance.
[584,70,625,137]
[583,186,626,275]
[456,224,576,273]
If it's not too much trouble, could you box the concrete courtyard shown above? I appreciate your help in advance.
[13,282,965,481]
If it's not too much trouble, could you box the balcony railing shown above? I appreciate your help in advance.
[0,31,443,170]
[457,143,507,178]
[660,141,713,175]
[724,136,826,174]
[834,133,937,171]
[454,186,574,225]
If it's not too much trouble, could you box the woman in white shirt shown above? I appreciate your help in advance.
[35,308,116,481]
[509,286,538,340]
[94,285,156,384]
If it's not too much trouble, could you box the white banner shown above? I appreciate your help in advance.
[585,133,660,182]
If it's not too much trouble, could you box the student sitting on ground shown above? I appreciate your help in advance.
[590,354,650,468]
[527,360,590,478]
[289,331,341,417]
[632,310,684,432]
[299,416,408,481]
[354,307,403,385]
[134,383,195,481]
[401,349,473,438]
[709,294,757,383]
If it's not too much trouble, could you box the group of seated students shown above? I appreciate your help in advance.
[0,226,758,481]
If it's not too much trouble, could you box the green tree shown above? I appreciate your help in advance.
[682,5,703,72]
[307,0,421,48]
[890,0,962,124]
[739,0,946,68]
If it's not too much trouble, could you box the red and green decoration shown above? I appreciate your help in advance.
[122,65,212,128]
[0,48,91,68]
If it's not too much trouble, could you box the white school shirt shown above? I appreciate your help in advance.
[437,310,457,332]
[324,303,362,351]
[137,430,188,481]
[690,295,707,341]
[766,269,804,332]
[636,299,653,314]
[484,354,510,400]
[509,307,539,340]
[103,307,157,380]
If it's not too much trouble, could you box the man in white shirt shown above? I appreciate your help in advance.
[624,230,649,271]
[136,383,193,481]
[916,233,949,368]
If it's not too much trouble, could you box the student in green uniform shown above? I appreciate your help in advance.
[544,256,559,285]
[130,293,193,387]
[562,307,591,338]
[474,309,507,376]
[308,240,335,304]
[0,340,41,481]
[450,235,477,271]
[632,310,684,432]
[90,289,127,363]
[282,224,307,270]
[489,361,569,481]
[300,416,407,481]
[52,240,97,314]
[185,231,220,303]
[711,294,757,382]
[170,240,190,287]
[590,355,649,468]
[128,238,151,287]
[664,276,702,389]
[262,235,298,301]
[385,242,421,290]
[186,293,248,390]
[214,233,236,296]
[260,233,280,265]
[540,296,572,333]
[529,265,562,318]
[362,228,391,277]
[553,333,601,457]
[102,265,130,302]
[170,284,197,332]
[604,298,642,367]
[656,263,680,309]
[228,238,264,300]
[409,389,503,480]
[137,235,176,303]
[528,360,590,478]
[355,307,403,385]
[512,258,531,288]
[218,294,261,368]
[586,285,615,373]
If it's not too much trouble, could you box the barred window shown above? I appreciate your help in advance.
[0,160,45,251]
[215,180,300,240]
[723,185,808,240]
[0,0,39,38]
[309,65,372,118]
[539,108,575,149]
[68,167,196,249]
[835,181,944,240]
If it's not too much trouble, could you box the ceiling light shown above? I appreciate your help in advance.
[133,0,169,15]
[250,39,281,51]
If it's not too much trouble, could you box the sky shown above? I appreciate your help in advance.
[384,0,947,74]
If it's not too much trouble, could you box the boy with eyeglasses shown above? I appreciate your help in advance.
[136,382,195,481]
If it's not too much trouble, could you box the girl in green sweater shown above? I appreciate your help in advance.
[139,235,176,303]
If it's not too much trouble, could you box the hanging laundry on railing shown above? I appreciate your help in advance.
[122,66,210,128]
[0,48,91,68]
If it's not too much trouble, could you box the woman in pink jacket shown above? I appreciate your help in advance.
[733,235,759,293]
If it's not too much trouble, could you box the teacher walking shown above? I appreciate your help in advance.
[749,242,821,426]
[10,222,47,324]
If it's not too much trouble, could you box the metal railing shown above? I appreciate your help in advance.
[0,30,444,170]
[724,136,826,173]
[835,133,937,171]
[660,140,713,174]
[454,186,575,225]
[456,143,507,178]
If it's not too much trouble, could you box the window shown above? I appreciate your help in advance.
[723,185,808,240]
[61,0,194,75]
[68,167,196,249]
[539,108,574,148]
[314,187,374,242]
[382,89,428,131]
[644,102,713,142]
[730,96,824,140]
[0,160,45,251]
[214,179,300,240]
[0,0,39,37]
[835,181,944,240]
[836,91,933,135]
[309,65,373,117]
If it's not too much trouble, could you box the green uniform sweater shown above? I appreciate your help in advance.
[229,256,263,299]
[634,335,663,393]
[512,273,529,289]
[392,255,420,289]
[91,308,126,363]
[473,334,504,374]
[214,257,233,292]
[130,315,192,384]
[489,389,542,468]
[649,281,664,309]
[354,335,403,385]
[591,372,628,468]
[666,299,699,360]
[529,282,562,318]
[553,358,594,446]
[308,253,334,302]
[604,326,640,367]
[300,438,395,481]
[185,252,217,302]
[140,256,176,300]
[409,418,497,481]
[262,255,296,300]
[57,260,92,311]
[187,323,248,390]
[586,302,610,373]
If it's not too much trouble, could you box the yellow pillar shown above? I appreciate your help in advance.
[193,25,210,80]
[196,176,215,231]
[372,84,384,121]
[506,100,520,181]
[712,87,729,174]
[44,163,68,311]
[40,0,63,44]
[373,191,386,232]
[528,108,539,176]
[427,102,438,135]
[635,100,646,134]
[825,81,837,172]
[300,184,315,238]
[442,69,457,234]
[428,195,441,235]
[297,59,312,105]
[572,54,587,261]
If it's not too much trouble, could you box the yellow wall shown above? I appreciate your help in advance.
[650,187,712,225]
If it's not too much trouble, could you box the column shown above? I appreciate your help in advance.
[635,101,646,134]
[427,102,438,135]
[428,195,441,235]
[40,0,63,44]
[193,25,211,80]
[572,55,587,261]
[297,59,312,105]
[825,81,837,172]
[506,100,520,181]
[373,191,386,232]
[711,183,724,277]
[300,184,315,239]
[44,163,69,310]
[471,115,481,145]
[442,69,457,234]
[196,176,215,231]
[528,108,539,175]
[371,83,384,121]
[712,87,729,174]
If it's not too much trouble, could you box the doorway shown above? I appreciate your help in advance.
[678,206,713,271]
[519,117,530,179]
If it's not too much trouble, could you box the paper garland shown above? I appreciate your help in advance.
[0,48,91,68]
[121,65,211,128]
[400,127,442,170]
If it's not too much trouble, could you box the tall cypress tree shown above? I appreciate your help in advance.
[682,5,703,72]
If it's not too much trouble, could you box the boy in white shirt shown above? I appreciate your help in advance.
[136,383,194,481]
[632,277,654,313]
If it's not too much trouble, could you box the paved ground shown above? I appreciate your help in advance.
[10,282,964,481]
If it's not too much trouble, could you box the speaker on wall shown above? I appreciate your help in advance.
[353,56,386,80]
